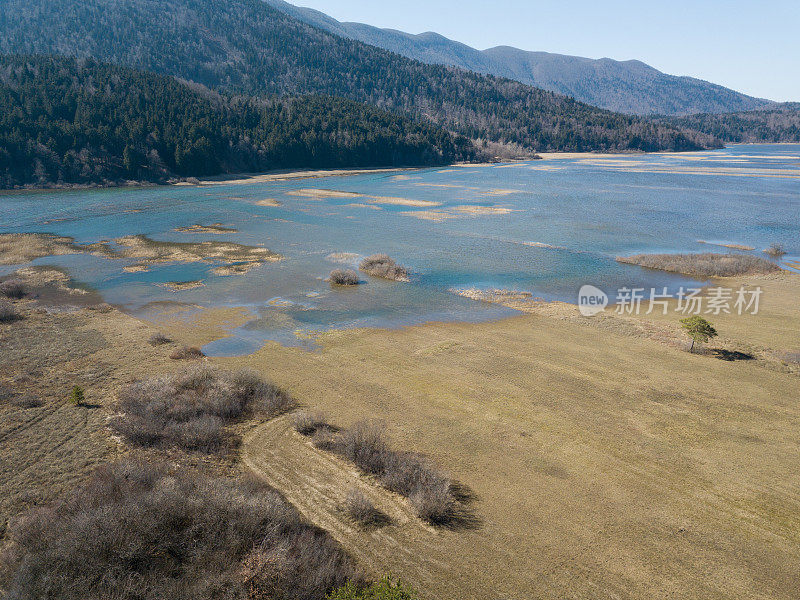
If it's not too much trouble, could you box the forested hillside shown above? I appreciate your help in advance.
[0,0,721,153]
[264,0,772,116]
[0,56,474,188]
[659,104,800,143]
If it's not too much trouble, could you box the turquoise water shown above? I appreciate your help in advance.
[1,144,798,355]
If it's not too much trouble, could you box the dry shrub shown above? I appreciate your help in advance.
[0,460,359,600]
[110,366,295,453]
[335,421,392,476]
[311,427,338,451]
[328,421,458,525]
[408,480,456,524]
[0,300,19,322]
[293,411,328,436]
[170,345,205,360]
[148,332,173,346]
[0,279,25,299]
[344,489,389,527]
[617,253,781,278]
[359,254,409,282]
[329,269,360,286]
[764,243,787,258]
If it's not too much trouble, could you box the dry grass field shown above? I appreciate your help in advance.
[1,263,798,599]
[225,273,800,600]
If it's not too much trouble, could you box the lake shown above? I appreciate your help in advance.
[1,144,798,355]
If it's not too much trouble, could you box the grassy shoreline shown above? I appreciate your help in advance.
[8,143,777,194]
[0,165,419,194]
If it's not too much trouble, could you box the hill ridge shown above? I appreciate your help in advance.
[263,0,773,116]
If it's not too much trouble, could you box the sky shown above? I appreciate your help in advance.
[290,1,800,102]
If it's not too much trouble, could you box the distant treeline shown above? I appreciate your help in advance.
[658,104,800,143]
[0,56,474,188]
[0,0,722,154]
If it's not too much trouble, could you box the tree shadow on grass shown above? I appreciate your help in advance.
[711,349,755,362]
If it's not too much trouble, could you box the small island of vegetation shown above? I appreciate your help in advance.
[359,255,410,282]
[617,252,782,278]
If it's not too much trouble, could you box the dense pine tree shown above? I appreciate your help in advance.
[658,105,800,143]
[0,56,474,188]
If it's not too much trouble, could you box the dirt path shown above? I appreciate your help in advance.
[242,415,493,600]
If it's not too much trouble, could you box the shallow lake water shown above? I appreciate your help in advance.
[1,144,798,355]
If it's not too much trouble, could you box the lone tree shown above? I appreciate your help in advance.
[680,316,718,353]
[764,243,787,259]
[69,385,85,407]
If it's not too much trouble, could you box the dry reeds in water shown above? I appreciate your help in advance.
[359,254,409,282]
[329,269,360,286]
[617,252,781,278]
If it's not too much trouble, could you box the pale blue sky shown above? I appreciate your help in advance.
[291,1,800,101]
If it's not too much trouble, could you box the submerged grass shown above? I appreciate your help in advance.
[0,233,281,275]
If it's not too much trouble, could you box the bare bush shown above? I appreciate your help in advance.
[293,411,328,436]
[148,332,173,345]
[344,489,389,527]
[329,269,360,286]
[408,481,456,524]
[110,365,295,453]
[311,427,338,451]
[321,420,459,525]
[170,345,205,359]
[764,243,787,259]
[617,252,781,278]
[0,279,25,299]
[0,459,360,600]
[0,300,19,322]
[359,254,409,282]
[235,369,295,417]
[334,421,394,475]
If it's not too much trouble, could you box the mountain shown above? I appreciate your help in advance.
[658,103,800,143]
[0,55,473,188]
[263,0,773,116]
[0,0,720,154]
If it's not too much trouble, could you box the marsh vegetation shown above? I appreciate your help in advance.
[329,269,360,286]
[359,255,409,282]
[617,252,782,278]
